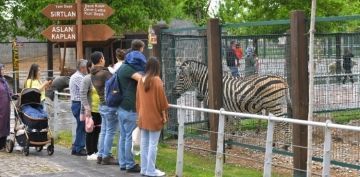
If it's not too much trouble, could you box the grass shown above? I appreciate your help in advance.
[54,131,73,148]
[54,131,285,177]
[153,143,286,177]
[330,109,360,124]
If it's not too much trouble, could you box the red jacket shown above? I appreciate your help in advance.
[234,48,243,60]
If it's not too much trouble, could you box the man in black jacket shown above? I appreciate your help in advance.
[226,41,239,77]
[343,48,355,84]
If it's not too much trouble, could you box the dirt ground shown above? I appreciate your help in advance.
[167,119,360,177]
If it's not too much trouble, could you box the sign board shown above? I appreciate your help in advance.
[41,4,77,20]
[42,25,77,42]
[42,24,114,42]
[82,3,114,20]
[149,34,157,45]
[82,24,115,41]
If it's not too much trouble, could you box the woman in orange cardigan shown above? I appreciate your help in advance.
[136,57,168,177]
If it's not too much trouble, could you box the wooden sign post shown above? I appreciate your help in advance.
[41,0,115,60]
[76,0,83,60]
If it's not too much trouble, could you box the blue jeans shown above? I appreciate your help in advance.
[71,101,85,153]
[117,107,137,169]
[98,105,118,158]
[140,129,161,176]
[230,66,239,77]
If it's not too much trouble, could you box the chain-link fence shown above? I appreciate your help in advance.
[160,16,360,175]
[160,28,209,136]
[171,104,360,177]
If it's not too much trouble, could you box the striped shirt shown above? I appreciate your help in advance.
[69,71,85,101]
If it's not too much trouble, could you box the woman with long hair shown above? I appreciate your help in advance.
[24,64,51,102]
[136,57,168,177]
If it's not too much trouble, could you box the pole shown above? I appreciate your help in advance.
[76,0,83,60]
[47,41,53,78]
[215,108,225,177]
[12,40,19,93]
[207,18,223,152]
[321,120,332,177]
[307,1,317,176]
[290,11,308,177]
[263,114,275,177]
[176,106,185,177]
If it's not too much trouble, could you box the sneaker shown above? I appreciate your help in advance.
[87,153,98,160]
[146,169,166,177]
[101,156,119,165]
[97,156,102,164]
[127,164,141,173]
[72,149,87,156]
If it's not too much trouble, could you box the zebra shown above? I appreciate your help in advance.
[172,60,292,150]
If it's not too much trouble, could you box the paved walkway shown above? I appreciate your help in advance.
[0,146,142,177]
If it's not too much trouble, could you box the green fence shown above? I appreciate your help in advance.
[160,15,360,174]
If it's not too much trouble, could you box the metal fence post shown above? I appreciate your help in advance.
[263,114,275,177]
[176,105,185,177]
[215,108,225,177]
[325,76,329,109]
[53,91,59,138]
[356,75,360,107]
[322,120,332,177]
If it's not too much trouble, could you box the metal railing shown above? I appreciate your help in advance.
[170,104,360,177]
[50,91,360,176]
[52,91,75,142]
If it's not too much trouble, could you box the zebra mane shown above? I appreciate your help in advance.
[180,60,206,68]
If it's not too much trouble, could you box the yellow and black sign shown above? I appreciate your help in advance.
[12,40,19,92]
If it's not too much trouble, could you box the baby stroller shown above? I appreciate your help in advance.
[5,88,54,156]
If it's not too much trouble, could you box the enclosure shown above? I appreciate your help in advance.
[160,14,360,176]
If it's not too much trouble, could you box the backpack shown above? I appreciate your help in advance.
[104,72,123,107]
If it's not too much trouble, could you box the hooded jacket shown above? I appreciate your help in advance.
[90,66,112,104]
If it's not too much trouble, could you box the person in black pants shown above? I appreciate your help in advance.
[86,112,101,157]
[343,48,355,84]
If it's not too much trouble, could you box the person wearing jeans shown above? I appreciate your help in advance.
[117,108,138,170]
[226,41,240,77]
[136,57,169,177]
[117,39,145,173]
[89,51,119,165]
[69,59,88,156]
[98,105,118,164]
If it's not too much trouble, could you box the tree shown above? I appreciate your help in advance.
[4,0,174,41]
[182,0,210,25]
[217,0,360,34]
[0,0,12,40]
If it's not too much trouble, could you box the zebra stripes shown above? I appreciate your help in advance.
[172,60,292,149]
[173,60,291,116]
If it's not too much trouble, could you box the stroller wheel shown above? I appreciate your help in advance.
[5,139,14,153]
[35,146,43,152]
[47,145,54,156]
[23,146,29,156]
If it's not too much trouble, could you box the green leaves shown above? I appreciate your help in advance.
[0,0,174,41]
[218,0,360,34]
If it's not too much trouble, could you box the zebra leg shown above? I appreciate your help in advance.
[282,122,292,151]
[224,115,237,149]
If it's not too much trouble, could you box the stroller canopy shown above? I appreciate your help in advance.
[18,88,42,106]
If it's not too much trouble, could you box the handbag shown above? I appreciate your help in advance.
[131,127,141,155]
